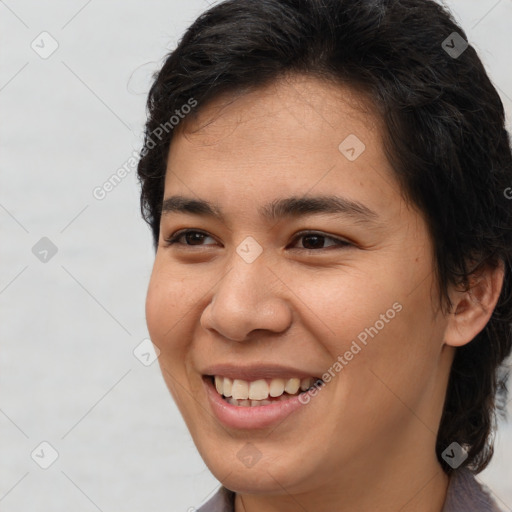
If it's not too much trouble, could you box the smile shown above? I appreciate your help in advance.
[210,375,320,407]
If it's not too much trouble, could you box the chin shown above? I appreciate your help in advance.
[217,466,302,495]
[197,441,317,495]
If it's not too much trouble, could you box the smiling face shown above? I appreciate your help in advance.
[145,75,455,506]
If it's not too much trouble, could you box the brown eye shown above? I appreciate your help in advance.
[164,230,217,247]
[290,232,352,251]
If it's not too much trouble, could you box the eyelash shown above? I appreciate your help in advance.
[163,229,352,251]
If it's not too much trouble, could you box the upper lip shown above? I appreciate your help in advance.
[201,364,322,381]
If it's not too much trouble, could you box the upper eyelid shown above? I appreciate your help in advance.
[167,229,218,243]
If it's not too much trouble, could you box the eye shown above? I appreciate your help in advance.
[164,229,218,247]
[163,229,352,250]
[289,231,352,251]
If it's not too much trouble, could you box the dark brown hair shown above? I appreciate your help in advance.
[137,0,512,473]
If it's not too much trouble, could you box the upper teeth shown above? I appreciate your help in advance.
[214,376,315,400]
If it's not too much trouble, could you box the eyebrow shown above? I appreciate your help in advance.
[161,194,380,225]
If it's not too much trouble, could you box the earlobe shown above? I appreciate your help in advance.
[443,260,505,348]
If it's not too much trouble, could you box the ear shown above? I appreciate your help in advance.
[443,260,505,348]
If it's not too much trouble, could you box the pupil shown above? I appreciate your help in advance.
[186,232,204,245]
[303,235,324,249]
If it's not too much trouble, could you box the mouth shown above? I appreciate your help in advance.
[206,375,323,407]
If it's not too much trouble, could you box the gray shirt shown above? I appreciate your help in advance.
[196,469,504,511]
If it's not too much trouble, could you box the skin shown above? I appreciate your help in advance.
[145,74,504,512]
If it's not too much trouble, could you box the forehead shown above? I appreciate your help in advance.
[173,75,380,152]
[164,75,407,222]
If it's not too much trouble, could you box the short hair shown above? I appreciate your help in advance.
[137,0,512,473]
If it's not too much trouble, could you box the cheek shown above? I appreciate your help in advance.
[295,268,404,351]
[311,258,441,394]
[334,290,444,432]
[146,274,193,408]
[145,276,168,342]
[145,267,190,359]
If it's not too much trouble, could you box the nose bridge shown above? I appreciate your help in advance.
[200,248,292,341]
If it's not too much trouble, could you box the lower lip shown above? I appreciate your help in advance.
[204,377,313,430]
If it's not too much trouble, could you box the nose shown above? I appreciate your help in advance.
[200,255,293,342]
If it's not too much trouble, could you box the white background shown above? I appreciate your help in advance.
[1,1,511,510]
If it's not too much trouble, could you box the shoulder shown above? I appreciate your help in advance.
[196,486,235,512]
[442,468,504,512]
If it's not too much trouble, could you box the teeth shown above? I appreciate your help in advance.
[300,377,313,391]
[214,376,224,395]
[231,379,249,400]
[284,378,300,394]
[227,397,286,407]
[269,378,285,397]
[223,377,233,397]
[214,376,315,401]
[255,399,271,406]
[249,379,269,400]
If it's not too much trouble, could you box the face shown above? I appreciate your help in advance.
[145,75,454,496]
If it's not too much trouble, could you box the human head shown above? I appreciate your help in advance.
[137,0,512,481]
